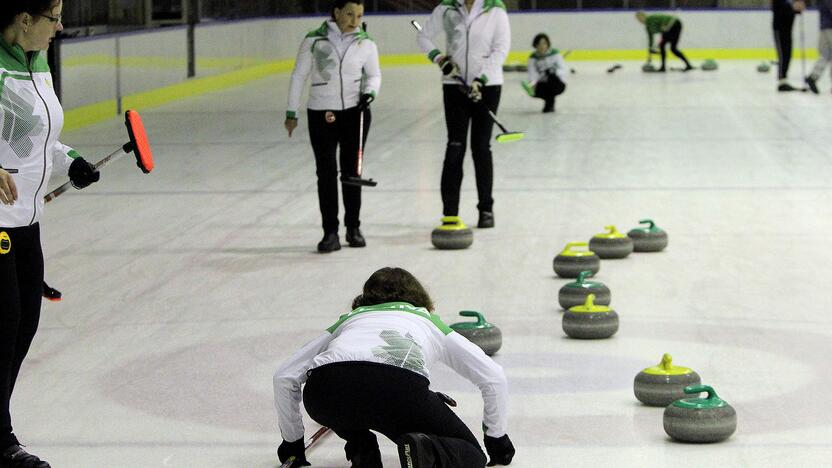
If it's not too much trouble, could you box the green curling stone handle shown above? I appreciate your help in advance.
[639,219,656,229]
[684,384,715,398]
[672,384,728,409]
[575,270,593,284]
[459,310,488,326]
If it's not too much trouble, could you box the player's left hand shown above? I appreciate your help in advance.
[469,78,485,103]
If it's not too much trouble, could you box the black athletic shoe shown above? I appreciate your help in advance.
[317,232,341,253]
[683,64,695,72]
[345,228,366,247]
[478,211,495,228]
[542,103,554,113]
[1,445,51,468]
[397,433,437,468]
[778,82,798,92]
[42,282,62,302]
[805,76,819,94]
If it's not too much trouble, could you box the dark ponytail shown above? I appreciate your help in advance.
[331,0,364,20]
[1,0,56,32]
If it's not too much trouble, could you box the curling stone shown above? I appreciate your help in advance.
[757,62,771,73]
[627,219,668,252]
[516,64,528,72]
[558,270,611,310]
[634,353,702,407]
[553,242,600,278]
[663,385,737,443]
[589,225,634,259]
[562,294,618,339]
[642,63,657,72]
[701,59,718,71]
[431,216,473,250]
[449,311,502,356]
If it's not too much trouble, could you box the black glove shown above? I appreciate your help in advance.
[437,55,459,77]
[358,93,375,111]
[484,434,515,466]
[68,157,100,190]
[468,77,485,103]
[277,439,311,467]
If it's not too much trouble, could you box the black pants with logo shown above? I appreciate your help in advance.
[308,107,371,235]
[303,361,487,467]
[0,224,43,449]
[441,85,501,217]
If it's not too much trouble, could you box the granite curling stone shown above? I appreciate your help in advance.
[663,385,737,443]
[634,353,702,407]
[701,59,718,71]
[627,219,668,252]
[562,294,619,339]
[431,216,473,250]
[558,270,611,310]
[757,62,771,73]
[589,225,634,259]
[642,63,657,72]
[450,311,502,356]
[553,242,600,278]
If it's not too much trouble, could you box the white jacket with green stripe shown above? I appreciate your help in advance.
[417,0,511,86]
[273,302,509,443]
[286,20,381,119]
[1,39,78,228]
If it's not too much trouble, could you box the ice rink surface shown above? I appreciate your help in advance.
[16,61,832,467]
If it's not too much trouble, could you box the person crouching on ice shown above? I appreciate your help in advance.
[522,33,568,113]
[273,267,515,468]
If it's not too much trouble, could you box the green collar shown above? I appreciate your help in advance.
[531,48,559,59]
[308,20,371,41]
[327,302,452,335]
[0,38,28,68]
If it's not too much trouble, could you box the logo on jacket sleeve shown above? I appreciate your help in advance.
[0,231,10,254]
[1,86,43,159]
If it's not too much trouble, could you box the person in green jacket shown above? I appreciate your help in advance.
[2,2,99,467]
[636,11,693,72]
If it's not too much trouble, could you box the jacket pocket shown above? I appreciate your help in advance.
[311,82,328,87]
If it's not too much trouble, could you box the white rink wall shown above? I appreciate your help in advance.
[60,10,820,110]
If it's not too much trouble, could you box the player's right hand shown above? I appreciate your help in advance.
[436,55,460,77]
[285,118,298,138]
[0,169,18,205]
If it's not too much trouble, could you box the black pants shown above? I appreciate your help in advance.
[441,85,501,216]
[534,74,566,111]
[659,22,691,68]
[303,362,487,468]
[774,14,796,80]
[0,224,44,449]
[308,107,371,234]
